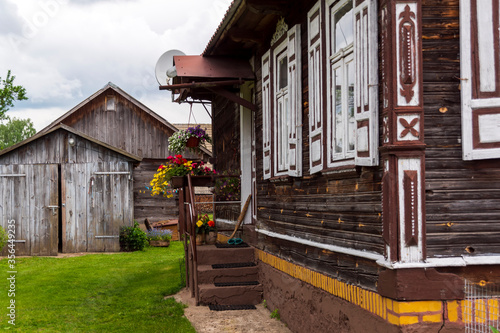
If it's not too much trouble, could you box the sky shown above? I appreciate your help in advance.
[0,0,233,131]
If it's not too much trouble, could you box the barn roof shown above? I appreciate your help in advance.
[0,123,142,162]
[39,82,179,136]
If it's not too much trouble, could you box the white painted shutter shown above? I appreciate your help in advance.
[354,0,379,166]
[308,1,323,174]
[460,0,500,160]
[287,24,302,177]
[262,50,272,179]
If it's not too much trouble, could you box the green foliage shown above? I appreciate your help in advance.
[490,326,500,333]
[270,308,280,321]
[0,244,195,332]
[263,299,267,308]
[0,226,7,250]
[0,70,28,118]
[0,116,36,149]
[119,221,148,251]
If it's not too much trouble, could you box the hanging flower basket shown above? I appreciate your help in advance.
[186,136,200,148]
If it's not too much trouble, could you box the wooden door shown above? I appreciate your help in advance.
[0,164,59,256]
[61,162,132,252]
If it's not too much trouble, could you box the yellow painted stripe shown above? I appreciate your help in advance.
[254,249,499,327]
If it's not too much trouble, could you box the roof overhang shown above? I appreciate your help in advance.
[159,55,256,111]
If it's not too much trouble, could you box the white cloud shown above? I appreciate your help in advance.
[1,0,232,130]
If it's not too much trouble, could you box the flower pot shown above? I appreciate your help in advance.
[170,176,184,188]
[196,233,205,245]
[186,137,200,148]
[205,231,217,245]
[149,240,170,247]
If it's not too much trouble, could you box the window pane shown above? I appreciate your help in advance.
[334,68,343,154]
[347,61,355,152]
[334,2,353,53]
[279,56,288,90]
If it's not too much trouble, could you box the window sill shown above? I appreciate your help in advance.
[269,175,293,183]
[321,165,359,179]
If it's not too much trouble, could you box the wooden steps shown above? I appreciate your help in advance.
[196,245,262,306]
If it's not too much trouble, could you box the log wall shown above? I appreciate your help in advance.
[422,0,500,257]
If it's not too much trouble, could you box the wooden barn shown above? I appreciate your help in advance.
[40,83,210,224]
[163,0,500,332]
[0,124,140,255]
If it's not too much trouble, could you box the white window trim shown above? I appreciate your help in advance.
[326,0,356,168]
[274,40,290,176]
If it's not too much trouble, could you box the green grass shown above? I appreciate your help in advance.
[0,242,195,332]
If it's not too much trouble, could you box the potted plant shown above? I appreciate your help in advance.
[168,125,211,154]
[195,214,216,245]
[146,229,172,247]
[149,155,216,195]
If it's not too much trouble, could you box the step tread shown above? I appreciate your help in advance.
[209,304,256,311]
[214,281,260,287]
[212,262,256,269]
[215,242,249,248]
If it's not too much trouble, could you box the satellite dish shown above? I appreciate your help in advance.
[155,49,185,85]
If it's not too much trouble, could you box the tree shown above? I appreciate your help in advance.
[0,70,35,150]
[0,117,36,150]
[0,70,28,119]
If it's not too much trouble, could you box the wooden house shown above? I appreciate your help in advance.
[41,83,211,224]
[163,0,500,332]
[0,124,140,255]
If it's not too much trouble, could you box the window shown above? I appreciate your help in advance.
[460,0,500,160]
[275,43,289,174]
[105,95,115,111]
[308,0,378,172]
[262,23,302,179]
[328,0,355,166]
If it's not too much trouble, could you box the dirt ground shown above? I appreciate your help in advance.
[173,288,292,333]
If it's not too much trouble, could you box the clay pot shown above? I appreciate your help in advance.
[196,233,205,245]
[205,231,217,245]
[186,137,200,148]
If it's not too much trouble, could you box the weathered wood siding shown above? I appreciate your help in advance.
[62,161,133,253]
[0,129,132,165]
[60,90,174,159]
[133,159,178,222]
[54,89,179,223]
[423,0,500,257]
[0,128,135,254]
[0,164,59,256]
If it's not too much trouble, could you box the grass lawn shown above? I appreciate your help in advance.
[0,242,195,332]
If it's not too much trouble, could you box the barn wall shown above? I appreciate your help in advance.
[422,0,500,258]
[250,4,384,290]
[60,90,174,159]
[133,159,178,223]
[0,129,131,165]
[0,129,136,254]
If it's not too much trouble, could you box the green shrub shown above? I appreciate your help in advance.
[0,226,8,250]
[119,221,148,251]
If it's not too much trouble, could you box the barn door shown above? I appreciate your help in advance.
[61,162,132,253]
[0,164,59,256]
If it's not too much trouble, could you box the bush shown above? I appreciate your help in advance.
[119,221,148,251]
[0,226,7,250]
